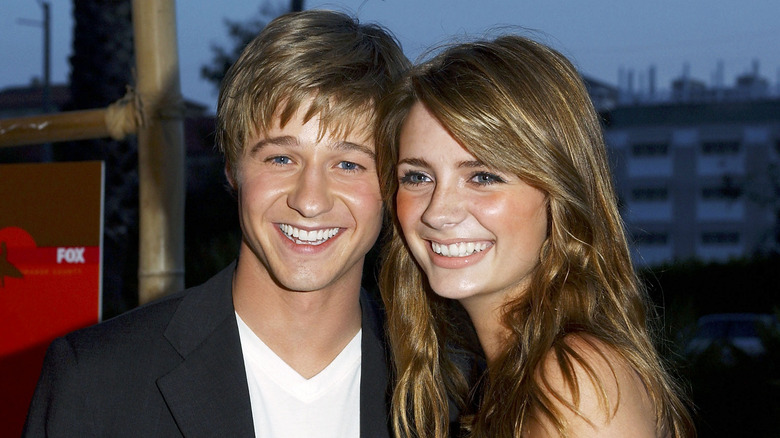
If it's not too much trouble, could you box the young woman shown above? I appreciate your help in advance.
[376,35,695,437]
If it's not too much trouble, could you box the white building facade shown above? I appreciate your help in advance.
[604,98,780,267]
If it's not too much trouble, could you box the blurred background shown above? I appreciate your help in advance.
[1,1,779,436]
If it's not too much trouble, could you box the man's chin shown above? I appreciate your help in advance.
[272,271,337,294]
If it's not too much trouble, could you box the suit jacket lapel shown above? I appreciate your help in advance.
[157,263,255,437]
[359,290,392,438]
[155,265,391,437]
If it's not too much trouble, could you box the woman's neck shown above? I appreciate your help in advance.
[460,297,514,365]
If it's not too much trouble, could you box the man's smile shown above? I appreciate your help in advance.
[279,224,341,246]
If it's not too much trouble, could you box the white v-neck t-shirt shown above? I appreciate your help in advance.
[236,313,362,438]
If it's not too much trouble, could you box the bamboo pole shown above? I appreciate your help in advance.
[132,0,185,304]
[0,90,141,148]
[0,110,109,147]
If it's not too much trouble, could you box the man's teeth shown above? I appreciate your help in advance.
[280,224,339,245]
[431,241,488,257]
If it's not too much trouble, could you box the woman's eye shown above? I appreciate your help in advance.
[471,172,505,185]
[399,171,430,186]
[337,161,363,172]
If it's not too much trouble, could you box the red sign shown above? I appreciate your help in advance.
[0,161,104,435]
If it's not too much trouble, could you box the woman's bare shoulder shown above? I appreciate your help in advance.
[525,333,658,438]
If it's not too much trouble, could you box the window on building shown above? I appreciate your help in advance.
[634,232,669,245]
[701,232,739,245]
[632,187,669,201]
[632,142,669,156]
[701,187,741,200]
[701,141,740,155]
[701,176,742,200]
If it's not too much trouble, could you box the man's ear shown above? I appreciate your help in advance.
[225,161,238,191]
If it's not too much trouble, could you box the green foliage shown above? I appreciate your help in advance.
[680,320,780,437]
[642,254,780,317]
[641,255,780,437]
[200,1,290,90]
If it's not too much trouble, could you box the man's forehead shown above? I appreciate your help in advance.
[253,105,376,147]
[250,135,376,158]
[246,110,375,156]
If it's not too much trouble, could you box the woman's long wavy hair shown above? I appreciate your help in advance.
[376,35,695,437]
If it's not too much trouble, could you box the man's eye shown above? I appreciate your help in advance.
[471,172,505,185]
[399,171,430,186]
[268,156,292,165]
[337,161,363,171]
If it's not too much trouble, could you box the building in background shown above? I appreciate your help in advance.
[0,82,70,119]
[603,62,780,266]
[4,61,780,269]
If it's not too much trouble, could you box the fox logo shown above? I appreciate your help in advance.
[57,247,86,264]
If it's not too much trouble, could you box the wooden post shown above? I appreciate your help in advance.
[0,110,109,147]
[0,89,141,148]
[132,0,185,303]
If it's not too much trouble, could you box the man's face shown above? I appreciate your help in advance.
[232,103,382,294]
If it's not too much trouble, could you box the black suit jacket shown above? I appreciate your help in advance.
[22,262,392,437]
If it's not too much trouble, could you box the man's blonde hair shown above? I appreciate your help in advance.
[217,9,409,181]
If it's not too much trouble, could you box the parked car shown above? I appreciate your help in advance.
[685,313,778,361]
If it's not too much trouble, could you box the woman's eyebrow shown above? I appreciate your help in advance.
[397,157,429,168]
[458,160,485,169]
[397,157,487,169]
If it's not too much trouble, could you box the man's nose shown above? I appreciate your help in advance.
[286,166,334,217]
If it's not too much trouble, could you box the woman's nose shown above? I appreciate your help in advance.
[420,183,466,229]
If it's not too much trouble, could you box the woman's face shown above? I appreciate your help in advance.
[395,103,548,315]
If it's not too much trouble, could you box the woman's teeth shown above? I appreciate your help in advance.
[431,241,488,257]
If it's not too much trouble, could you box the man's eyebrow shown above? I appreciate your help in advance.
[248,136,298,155]
[332,141,376,160]
[247,137,375,159]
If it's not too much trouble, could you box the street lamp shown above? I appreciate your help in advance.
[17,1,52,113]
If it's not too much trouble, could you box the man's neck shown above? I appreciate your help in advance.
[232,256,363,379]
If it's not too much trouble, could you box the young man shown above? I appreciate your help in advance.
[23,10,409,437]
